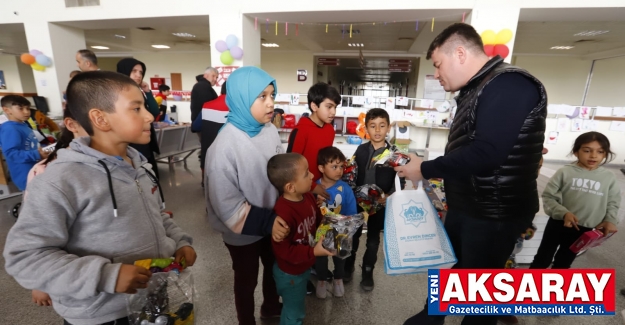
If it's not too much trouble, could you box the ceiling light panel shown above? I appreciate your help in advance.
[261,43,279,47]
[91,46,109,50]
[151,45,170,49]
[114,34,126,39]
[550,46,574,50]
[173,32,196,37]
[574,30,609,37]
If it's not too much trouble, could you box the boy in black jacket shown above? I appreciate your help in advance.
[346,108,404,291]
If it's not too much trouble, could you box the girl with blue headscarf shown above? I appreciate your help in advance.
[204,66,287,324]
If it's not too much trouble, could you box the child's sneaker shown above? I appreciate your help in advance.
[333,279,345,297]
[316,280,327,299]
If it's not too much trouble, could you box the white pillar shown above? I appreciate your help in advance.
[23,21,86,116]
[209,11,261,86]
[466,5,520,64]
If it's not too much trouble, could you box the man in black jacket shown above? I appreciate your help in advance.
[395,23,547,325]
[190,67,218,126]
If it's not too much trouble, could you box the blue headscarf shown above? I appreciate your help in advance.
[225,66,277,138]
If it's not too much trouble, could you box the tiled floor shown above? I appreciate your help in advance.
[1,158,625,324]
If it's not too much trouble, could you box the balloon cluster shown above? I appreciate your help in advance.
[20,49,53,71]
[214,35,244,65]
[480,29,513,59]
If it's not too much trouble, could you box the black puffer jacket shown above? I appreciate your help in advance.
[444,56,547,219]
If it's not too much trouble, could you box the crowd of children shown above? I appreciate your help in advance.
[0,65,623,325]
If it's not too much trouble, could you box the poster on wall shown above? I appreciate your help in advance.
[364,97,376,108]
[424,75,446,100]
[596,107,613,117]
[570,119,583,132]
[385,97,396,110]
[290,94,300,105]
[0,71,5,89]
[582,119,598,131]
[556,118,569,131]
[579,107,591,119]
[396,97,409,106]
[547,131,559,144]
[216,66,239,87]
[610,121,625,132]
[613,107,625,117]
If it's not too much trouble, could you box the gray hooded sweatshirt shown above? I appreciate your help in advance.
[3,137,193,325]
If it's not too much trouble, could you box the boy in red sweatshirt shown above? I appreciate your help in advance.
[287,82,341,198]
[268,153,334,324]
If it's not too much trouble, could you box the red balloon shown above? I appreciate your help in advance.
[483,45,495,57]
[493,44,510,59]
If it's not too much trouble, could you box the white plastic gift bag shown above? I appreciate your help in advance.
[383,177,456,275]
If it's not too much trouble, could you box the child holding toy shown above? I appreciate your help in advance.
[268,153,335,325]
[315,146,357,298]
[3,71,196,325]
[204,66,289,324]
[530,132,620,269]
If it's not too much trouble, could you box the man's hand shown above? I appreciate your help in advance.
[32,290,52,306]
[272,216,290,242]
[596,221,617,237]
[394,153,424,185]
[313,236,335,257]
[115,264,152,294]
[312,184,330,200]
[174,246,197,267]
[563,212,580,231]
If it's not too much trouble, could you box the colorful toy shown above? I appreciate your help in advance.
[570,229,617,254]
[355,112,369,139]
[372,145,411,167]
[341,157,358,190]
[354,184,385,216]
[135,258,186,275]
[315,210,365,259]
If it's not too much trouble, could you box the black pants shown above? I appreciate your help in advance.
[346,206,386,272]
[64,318,129,325]
[530,217,592,269]
[419,209,531,325]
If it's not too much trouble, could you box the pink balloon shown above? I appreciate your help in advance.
[230,46,244,60]
[215,40,228,53]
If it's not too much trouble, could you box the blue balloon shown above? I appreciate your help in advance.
[35,54,52,67]
[225,34,238,50]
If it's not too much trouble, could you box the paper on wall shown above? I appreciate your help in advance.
[570,119,583,132]
[385,98,396,110]
[547,131,559,144]
[562,105,577,117]
[613,107,625,117]
[426,111,439,123]
[582,119,598,131]
[352,96,365,105]
[610,121,625,132]
[579,107,591,119]
[420,99,434,109]
[595,107,613,117]
[556,118,569,132]
[290,94,300,105]
[364,97,376,108]
[275,93,291,102]
[548,104,564,115]
[395,97,409,106]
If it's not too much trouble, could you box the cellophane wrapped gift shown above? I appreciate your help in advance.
[315,208,366,259]
[128,259,195,325]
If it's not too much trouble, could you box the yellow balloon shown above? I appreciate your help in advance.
[31,63,45,71]
[481,30,496,45]
[496,29,513,44]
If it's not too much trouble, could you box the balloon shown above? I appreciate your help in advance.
[31,63,45,71]
[220,50,234,65]
[483,45,495,57]
[225,34,238,49]
[35,54,52,67]
[496,29,513,44]
[29,49,42,56]
[230,46,244,60]
[481,30,496,45]
[493,44,510,59]
[215,40,228,53]
[21,53,36,65]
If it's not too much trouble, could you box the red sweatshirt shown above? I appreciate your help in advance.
[272,193,323,275]
[287,117,335,187]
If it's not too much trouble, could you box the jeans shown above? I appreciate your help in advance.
[348,206,386,271]
[273,264,310,325]
[530,217,592,269]
[416,209,531,325]
[225,236,281,325]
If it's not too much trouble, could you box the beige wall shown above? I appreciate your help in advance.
[0,55,24,93]
[584,55,625,107]
[261,51,314,94]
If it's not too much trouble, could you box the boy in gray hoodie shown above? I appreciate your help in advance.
[3,71,196,325]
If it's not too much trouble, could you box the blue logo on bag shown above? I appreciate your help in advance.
[401,200,427,228]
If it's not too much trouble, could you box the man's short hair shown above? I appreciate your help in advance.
[158,84,171,92]
[66,71,139,136]
[1,95,30,108]
[77,49,98,65]
[307,82,341,112]
[317,146,346,166]
[365,108,390,125]
[205,67,218,75]
[69,70,81,78]
[426,23,485,60]
[267,153,305,193]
